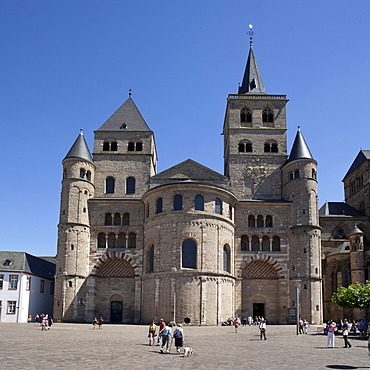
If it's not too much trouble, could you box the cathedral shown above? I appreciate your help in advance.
[54,37,328,325]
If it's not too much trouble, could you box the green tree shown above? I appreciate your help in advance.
[332,281,370,309]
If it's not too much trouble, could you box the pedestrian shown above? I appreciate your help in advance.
[148,320,157,346]
[299,318,304,334]
[259,319,267,340]
[234,317,240,333]
[157,319,166,346]
[248,316,253,326]
[159,323,172,353]
[173,324,184,354]
[303,319,309,334]
[359,320,366,338]
[92,317,98,329]
[327,322,336,348]
[49,317,53,330]
[98,316,104,329]
[342,319,351,348]
[35,314,39,323]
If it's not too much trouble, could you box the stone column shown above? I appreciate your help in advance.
[134,277,141,323]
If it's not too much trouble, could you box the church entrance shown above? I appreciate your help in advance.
[110,301,123,323]
[253,303,265,318]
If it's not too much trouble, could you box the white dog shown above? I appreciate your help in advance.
[183,347,193,357]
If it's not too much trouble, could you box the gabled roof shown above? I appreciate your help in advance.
[284,127,313,165]
[96,97,151,132]
[151,159,227,181]
[319,202,365,217]
[238,47,266,94]
[0,252,56,279]
[64,131,93,163]
[343,150,370,180]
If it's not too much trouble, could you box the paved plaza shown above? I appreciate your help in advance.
[0,323,369,369]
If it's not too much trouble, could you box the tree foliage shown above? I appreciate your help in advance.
[332,281,370,309]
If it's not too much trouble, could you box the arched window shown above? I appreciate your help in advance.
[105,213,112,226]
[103,142,110,151]
[265,215,273,228]
[238,143,245,152]
[122,213,130,226]
[111,142,117,151]
[240,108,252,126]
[241,235,249,251]
[174,194,182,211]
[108,233,116,248]
[239,140,252,153]
[264,141,278,153]
[245,142,252,152]
[117,233,126,248]
[264,143,271,152]
[262,108,274,124]
[128,142,135,151]
[106,177,115,194]
[343,268,350,288]
[195,195,204,211]
[128,233,136,248]
[257,215,264,228]
[156,198,163,214]
[294,170,300,179]
[271,143,278,153]
[223,244,231,272]
[215,198,222,215]
[86,171,91,181]
[126,177,135,194]
[136,142,143,151]
[182,239,197,269]
[272,236,281,251]
[98,233,106,248]
[147,245,154,272]
[262,236,270,251]
[113,213,121,226]
[229,205,233,220]
[248,215,255,228]
[251,235,260,251]
[80,168,86,179]
[331,270,337,295]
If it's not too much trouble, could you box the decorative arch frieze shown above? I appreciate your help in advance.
[239,255,284,279]
[91,251,139,277]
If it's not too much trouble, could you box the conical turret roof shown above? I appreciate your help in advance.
[285,127,313,164]
[238,47,266,94]
[349,225,363,236]
[64,131,93,163]
[96,96,151,132]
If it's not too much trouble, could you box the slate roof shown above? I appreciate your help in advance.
[343,150,370,180]
[0,252,56,279]
[96,97,151,132]
[319,202,365,217]
[64,132,93,163]
[284,128,313,165]
[238,46,266,94]
[328,242,350,256]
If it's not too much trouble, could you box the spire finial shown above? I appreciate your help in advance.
[248,24,254,47]
[80,128,83,135]
[298,125,301,131]
[129,88,132,97]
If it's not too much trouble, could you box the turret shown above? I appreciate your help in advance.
[54,131,95,321]
[349,225,365,284]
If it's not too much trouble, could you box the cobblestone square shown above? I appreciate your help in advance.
[0,323,369,369]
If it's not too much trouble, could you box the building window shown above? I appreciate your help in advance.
[128,233,136,248]
[262,236,270,251]
[262,108,274,124]
[174,194,183,211]
[50,282,55,295]
[223,244,231,272]
[122,213,130,226]
[251,235,260,251]
[126,177,136,194]
[240,108,252,125]
[68,281,73,288]
[156,198,163,214]
[147,245,154,272]
[136,142,143,151]
[241,235,249,251]
[80,168,86,178]
[182,239,197,269]
[103,142,110,151]
[98,233,106,248]
[128,142,135,151]
[294,170,300,179]
[105,213,112,225]
[7,301,16,314]
[229,205,233,220]
[265,215,273,227]
[26,276,31,291]
[0,275,3,289]
[9,275,18,290]
[215,198,222,215]
[113,213,121,226]
[248,215,255,228]
[238,141,253,153]
[272,236,281,251]
[86,171,91,181]
[264,141,278,153]
[39,279,44,293]
[111,142,117,151]
[108,233,116,248]
[106,177,115,194]
[257,215,264,227]
[195,195,204,211]
[117,232,126,248]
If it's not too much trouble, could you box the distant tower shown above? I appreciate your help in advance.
[54,131,95,321]
[349,225,365,284]
[282,127,322,323]
[223,30,288,200]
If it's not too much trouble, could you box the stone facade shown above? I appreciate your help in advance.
[54,43,324,325]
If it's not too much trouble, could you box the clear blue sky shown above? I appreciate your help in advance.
[1,0,370,256]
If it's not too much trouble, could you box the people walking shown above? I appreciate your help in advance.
[93,317,98,329]
[303,319,309,334]
[159,323,172,353]
[173,324,184,354]
[342,319,352,348]
[148,320,157,346]
[157,319,166,346]
[234,317,240,333]
[299,318,304,334]
[259,319,267,340]
[98,316,104,329]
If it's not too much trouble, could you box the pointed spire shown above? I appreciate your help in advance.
[238,26,265,94]
[64,130,93,163]
[96,96,151,132]
[285,127,313,164]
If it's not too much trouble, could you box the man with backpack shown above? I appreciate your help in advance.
[173,324,184,354]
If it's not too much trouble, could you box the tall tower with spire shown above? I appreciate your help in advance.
[223,32,288,200]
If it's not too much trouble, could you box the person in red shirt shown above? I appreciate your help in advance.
[157,319,166,346]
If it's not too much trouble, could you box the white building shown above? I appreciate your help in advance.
[0,252,55,323]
